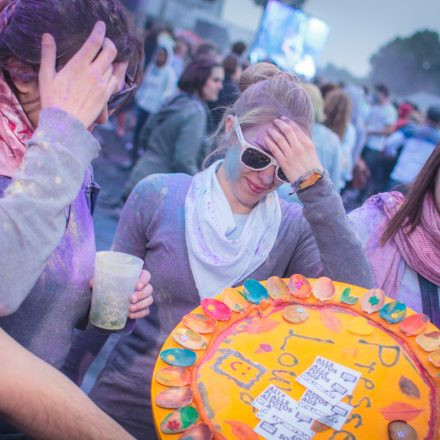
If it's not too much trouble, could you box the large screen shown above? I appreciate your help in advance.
[249,0,329,79]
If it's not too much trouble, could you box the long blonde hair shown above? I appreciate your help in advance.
[324,89,352,140]
[204,63,313,167]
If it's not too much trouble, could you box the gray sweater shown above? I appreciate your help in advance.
[124,92,210,197]
[66,172,373,440]
[0,108,99,316]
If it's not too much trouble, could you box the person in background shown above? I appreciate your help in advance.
[231,40,247,61]
[142,18,159,68]
[303,83,343,191]
[394,102,415,131]
[385,106,440,189]
[319,82,337,99]
[194,41,222,62]
[211,54,241,127]
[123,56,224,198]
[324,88,356,187]
[65,64,372,440]
[132,46,176,164]
[361,83,397,197]
[349,144,440,326]
[171,37,189,78]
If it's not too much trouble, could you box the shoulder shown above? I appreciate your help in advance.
[348,193,399,247]
[131,173,192,201]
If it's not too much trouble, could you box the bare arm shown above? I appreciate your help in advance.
[0,329,134,440]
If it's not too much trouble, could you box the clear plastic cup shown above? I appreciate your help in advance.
[89,251,144,330]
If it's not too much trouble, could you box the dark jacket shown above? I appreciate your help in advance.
[124,92,210,197]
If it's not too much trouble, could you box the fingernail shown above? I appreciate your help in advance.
[95,21,105,33]
[42,33,51,44]
[281,116,288,120]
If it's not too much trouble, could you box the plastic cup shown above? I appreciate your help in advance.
[89,251,144,330]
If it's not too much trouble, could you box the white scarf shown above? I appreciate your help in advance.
[185,160,282,298]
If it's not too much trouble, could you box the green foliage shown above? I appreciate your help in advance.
[369,30,440,95]
[254,0,308,9]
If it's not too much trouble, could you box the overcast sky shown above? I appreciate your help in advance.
[304,0,440,76]
[223,0,440,77]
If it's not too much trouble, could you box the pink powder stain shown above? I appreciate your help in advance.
[255,343,273,354]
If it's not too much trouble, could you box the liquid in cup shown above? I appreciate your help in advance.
[90,251,144,330]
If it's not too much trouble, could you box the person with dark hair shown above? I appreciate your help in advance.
[319,82,337,99]
[0,3,153,432]
[231,40,247,58]
[67,63,372,439]
[0,5,150,437]
[361,83,397,197]
[211,54,241,126]
[123,56,224,197]
[349,143,440,326]
[194,41,222,62]
[384,105,440,189]
[131,46,176,164]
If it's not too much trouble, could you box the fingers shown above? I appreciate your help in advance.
[264,134,285,166]
[267,126,290,158]
[134,270,152,291]
[130,282,153,304]
[39,33,57,86]
[105,73,121,101]
[272,118,302,155]
[92,38,117,76]
[279,116,311,146]
[129,294,154,313]
[71,21,106,65]
[128,308,150,320]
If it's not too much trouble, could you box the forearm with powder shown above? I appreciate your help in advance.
[0,108,100,315]
[298,174,374,288]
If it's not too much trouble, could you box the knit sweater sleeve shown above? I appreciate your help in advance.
[0,108,100,316]
[284,173,374,288]
[112,174,166,257]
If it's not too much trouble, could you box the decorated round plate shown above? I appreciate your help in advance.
[152,277,440,439]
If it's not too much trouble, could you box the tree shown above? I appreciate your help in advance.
[254,0,308,9]
[369,30,440,96]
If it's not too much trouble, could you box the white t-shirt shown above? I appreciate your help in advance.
[365,103,397,151]
[386,131,437,183]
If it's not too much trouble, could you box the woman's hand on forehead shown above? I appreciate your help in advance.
[39,21,121,128]
[264,116,323,183]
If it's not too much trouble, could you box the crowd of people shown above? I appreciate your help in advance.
[0,1,439,439]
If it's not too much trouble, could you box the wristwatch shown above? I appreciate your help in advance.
[289,168,324,195]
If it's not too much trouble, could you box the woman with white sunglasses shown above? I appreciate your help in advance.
[66,63,373,440]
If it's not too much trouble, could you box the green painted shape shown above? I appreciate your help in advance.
[368,295,380,306]
[179,406,199,429]
[340,287,358,304]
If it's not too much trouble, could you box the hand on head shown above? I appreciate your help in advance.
[265,117,323,183]
[39,21,121,128]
